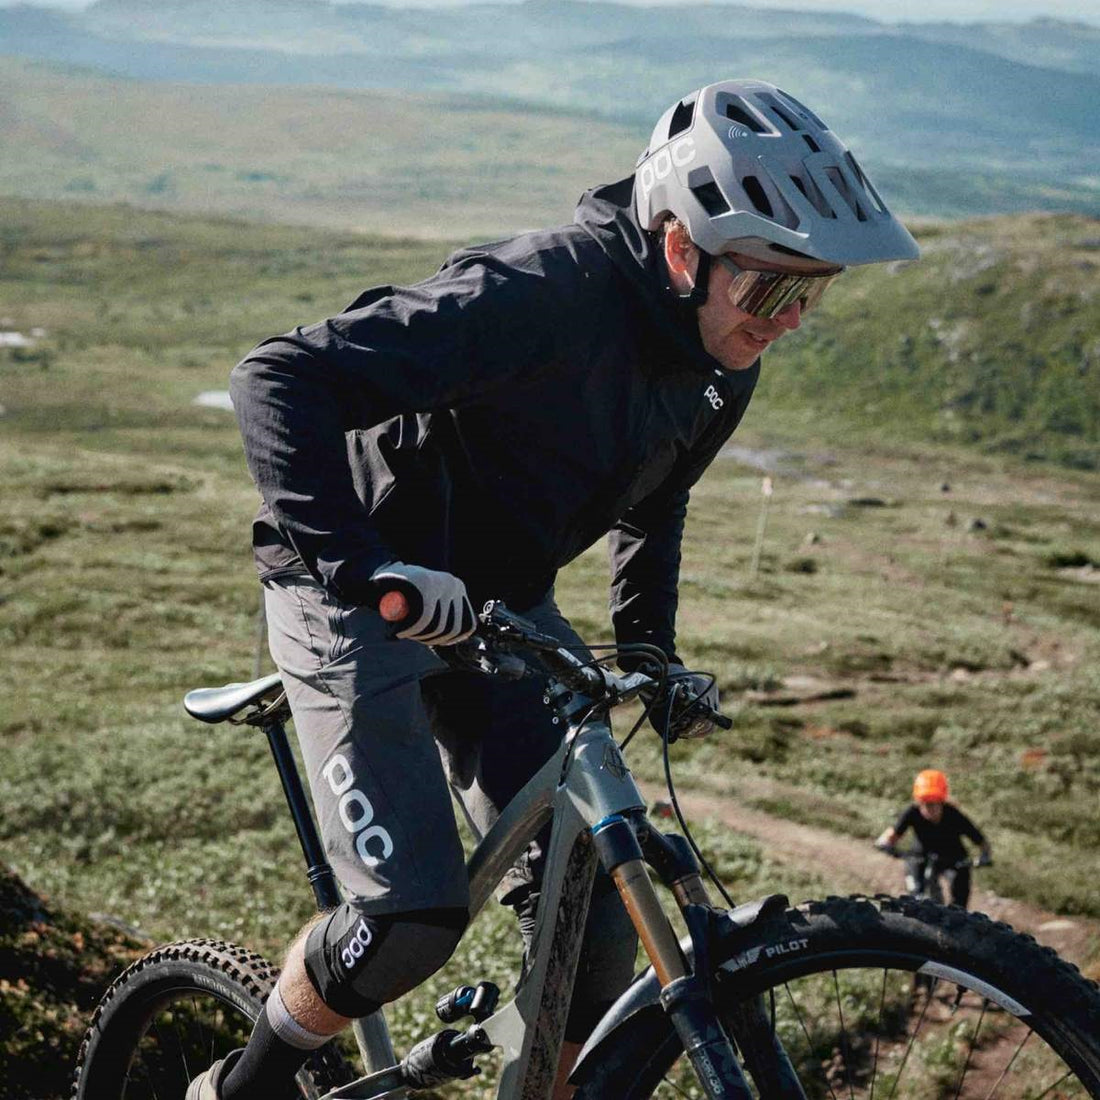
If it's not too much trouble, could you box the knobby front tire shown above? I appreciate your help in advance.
[575,895,1100,1100]
[71,938,354,1100]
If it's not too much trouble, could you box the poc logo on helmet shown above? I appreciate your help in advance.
[323,753,394,868]
[638,136,697,202]
[340,918,374,972]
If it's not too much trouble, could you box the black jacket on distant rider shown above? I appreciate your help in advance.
[893,804,986,863]
[229,176,758,659]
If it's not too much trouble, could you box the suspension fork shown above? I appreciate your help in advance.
[606,816,808,1100]
[592,814,753,1100]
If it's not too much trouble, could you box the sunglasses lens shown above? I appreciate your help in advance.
[723,264,839,318]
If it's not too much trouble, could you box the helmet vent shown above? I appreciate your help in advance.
[721,97,768,133]
[741,175,774,218]
[691,180,730,216]
[846,152,885,214]
[803,134,820,154]
[760,94,802,132]
[776,89,827,130]
[825,167,868,222]
[790,175,835,219]
[668,99,695,139]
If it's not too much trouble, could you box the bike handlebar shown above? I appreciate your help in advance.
[374,588,732,730]
[876,846,990,870]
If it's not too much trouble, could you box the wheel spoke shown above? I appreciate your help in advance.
[660,1073,697,1098]
[884,976,934,1100]
[950,994,987,1100]
[869,968,888,1100]
[784,981,841,1100]
[174,1004,194,1083]
[1029,1067,1076,1100]
[982,1028,1033,1100]
[151,1015,180,1095]
[832,970,856,1100]
[190,994,209,1068]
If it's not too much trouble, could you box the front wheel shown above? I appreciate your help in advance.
[72,938,354,1100]
[575,895,1100,1099]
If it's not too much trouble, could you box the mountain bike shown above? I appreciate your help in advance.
[878,848,989,906]
[73,599,1100,1099]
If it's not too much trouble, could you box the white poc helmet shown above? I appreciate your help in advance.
[636,80,919,266]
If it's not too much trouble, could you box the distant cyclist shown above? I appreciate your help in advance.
[875,769,992,907]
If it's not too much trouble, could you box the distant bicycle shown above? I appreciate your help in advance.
[877,845,993,1006]
[880,846,992,906]
[74,600,1100,1099]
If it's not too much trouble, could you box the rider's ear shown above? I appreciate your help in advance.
[662,221,699,295]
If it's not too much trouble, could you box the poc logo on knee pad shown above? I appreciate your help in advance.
[340,918,374,972]
[323,753,395,867]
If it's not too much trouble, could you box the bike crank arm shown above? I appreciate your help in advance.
[592,814,753,1100]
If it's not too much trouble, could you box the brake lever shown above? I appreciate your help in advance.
[435,636,528,681]
[664,682,734,737]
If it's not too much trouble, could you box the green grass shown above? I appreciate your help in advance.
[1,196,1099,1095]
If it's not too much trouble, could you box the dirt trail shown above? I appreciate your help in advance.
[640,781,1098,972]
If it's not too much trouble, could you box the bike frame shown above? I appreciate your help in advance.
[264,692,693,1100]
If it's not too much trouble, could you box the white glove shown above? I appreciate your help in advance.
[371,562,476,646]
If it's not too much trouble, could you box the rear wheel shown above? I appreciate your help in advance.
[575,895,1100,1099]
[72,938,355,1099]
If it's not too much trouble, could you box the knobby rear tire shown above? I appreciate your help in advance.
[71,938,355,1100]
[575,894,1100,1099]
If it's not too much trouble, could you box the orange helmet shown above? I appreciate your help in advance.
[913,769,949,803]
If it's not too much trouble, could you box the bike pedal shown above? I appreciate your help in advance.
[435,980,500,1023]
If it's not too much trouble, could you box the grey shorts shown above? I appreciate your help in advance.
[264,575,637,1032]
[264,574,630,915]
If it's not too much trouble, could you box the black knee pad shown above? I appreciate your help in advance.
[303,902,469,1018]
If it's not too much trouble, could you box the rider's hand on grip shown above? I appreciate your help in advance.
[644,664,724,742]
[371,562,476,645]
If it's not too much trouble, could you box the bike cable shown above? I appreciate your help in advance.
[659,679,738,910]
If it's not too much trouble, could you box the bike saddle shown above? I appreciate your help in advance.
[183,673,284,724]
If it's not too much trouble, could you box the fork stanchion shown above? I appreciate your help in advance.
[592,815,688,987]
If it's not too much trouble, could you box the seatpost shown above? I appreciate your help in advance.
[261,715,341,911]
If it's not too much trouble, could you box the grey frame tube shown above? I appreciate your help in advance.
[316,715,647,1100]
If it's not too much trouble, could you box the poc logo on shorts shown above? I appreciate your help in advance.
[637,136,697,202]
[704,384,724,410]
[340,918,374,972]
[323,752,395,868]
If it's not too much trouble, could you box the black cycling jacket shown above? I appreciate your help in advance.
[893,803,986,863]
[230,175,759,659]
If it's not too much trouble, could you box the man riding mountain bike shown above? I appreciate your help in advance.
[189,79,919,1099]
[876,769,993,908]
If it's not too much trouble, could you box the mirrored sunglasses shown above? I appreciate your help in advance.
[716,255,843,319]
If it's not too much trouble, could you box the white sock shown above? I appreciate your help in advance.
[265,981,331,1051]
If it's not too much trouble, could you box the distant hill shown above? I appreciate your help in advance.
[898,16,1100,77]
[0,53,1096,249]
[0,57,644,240]
[0,0,1097,219]
[760,212,1100,469]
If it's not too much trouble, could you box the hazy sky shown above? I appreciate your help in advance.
[5,0,1098,23]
